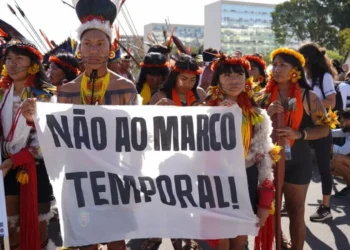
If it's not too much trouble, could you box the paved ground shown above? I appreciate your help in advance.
[46,164,349,250]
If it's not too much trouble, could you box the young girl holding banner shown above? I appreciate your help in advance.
[0,37,56,250]
[205,54,278,250]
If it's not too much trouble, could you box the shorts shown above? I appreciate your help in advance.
[284,140,312,185]
[4,159,54,203]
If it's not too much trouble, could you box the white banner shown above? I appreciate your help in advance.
[35,103,258,247]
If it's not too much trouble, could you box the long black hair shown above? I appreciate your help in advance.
[298,43,337,95]
[5,46,49,89]
[272,52,312,91]
[161,54,201,100]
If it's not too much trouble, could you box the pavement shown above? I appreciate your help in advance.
[46,164,349,250]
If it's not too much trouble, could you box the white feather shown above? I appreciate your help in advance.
[246,108,275,184]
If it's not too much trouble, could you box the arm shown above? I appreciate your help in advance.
[305,91,329,140]
[333,140,350,155]
[149,92,166,105]
[322,93,336,109]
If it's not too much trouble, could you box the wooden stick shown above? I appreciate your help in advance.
[271,113,285,250]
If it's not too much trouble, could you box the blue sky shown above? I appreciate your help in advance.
[1,0,286,46]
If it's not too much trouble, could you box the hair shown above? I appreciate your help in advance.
[246,53,267,87]
[298,43,337,85]
[202,48,218,63]
[209,61,258,107]
[147,45,171,56]
[342,108,350,120]
[272,52,312,90]
[161,55,200,100]
[136,52,169,93]
[52,52,80,81]
[5,46,49,89]
[332,59,344,75]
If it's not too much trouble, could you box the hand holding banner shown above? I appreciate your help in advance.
[35,103,259,247]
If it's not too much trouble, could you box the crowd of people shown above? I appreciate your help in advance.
[0,0,350,250]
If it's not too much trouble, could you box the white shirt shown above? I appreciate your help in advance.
[338,82,350,110]
[332,129,350,155]
[307,73,336,100]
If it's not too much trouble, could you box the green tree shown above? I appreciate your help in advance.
[272,0,350,60]
[271,0,338,49]
[326,50,344,62]
[339,28,350,63]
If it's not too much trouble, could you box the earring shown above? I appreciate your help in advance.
[288,69,301,83]
[28,63,39,75]
[76,51,82,59]
[109,51,116,59]
[1,65,8,77]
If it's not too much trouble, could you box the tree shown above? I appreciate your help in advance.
[271,0,338,49]
[326,50,344,63]
[272,0,350,60]
[339,28,350,63]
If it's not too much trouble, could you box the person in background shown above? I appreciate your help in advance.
[243,53,267,93]
[331,108,350,198]
[118,53,135,82]
[149,54,205,106]
[298,43,337,222]
[47,52,80,86]
[136,52,169,105]
[333,59,346,81]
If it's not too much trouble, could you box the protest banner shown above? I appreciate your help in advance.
[35,103,259,247]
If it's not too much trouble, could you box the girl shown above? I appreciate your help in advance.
[205,54,276,250]
[298,43,337,222]
[0,38,56,250]
[243,54,267,93]
[137,52,169,105]
[258,48,329,250]
[149,54,205,106]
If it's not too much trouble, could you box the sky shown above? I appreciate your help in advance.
[1,0,286,49]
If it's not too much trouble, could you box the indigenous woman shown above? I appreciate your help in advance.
[298,43,338,222]
[149,54,206,106]
[47,52,80,86]
[243,54,267,93]
[205,54,276,250]
[144,54,206,250]
[257,48,329,250]
[137,52,169,105]
[0,38,56,250]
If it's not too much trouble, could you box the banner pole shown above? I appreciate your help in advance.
[0,170,10,250]
[272,113,285,250]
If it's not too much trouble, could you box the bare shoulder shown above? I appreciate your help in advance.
[59,75,82,93]
[109,71,136,90]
